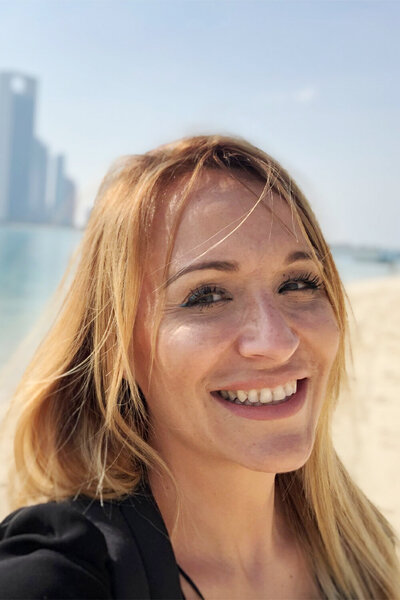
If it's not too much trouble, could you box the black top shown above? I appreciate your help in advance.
[0,487,185,599]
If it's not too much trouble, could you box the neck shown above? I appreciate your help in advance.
[149,449,290,570]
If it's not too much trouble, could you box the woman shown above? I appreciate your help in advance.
[0,135,399,599]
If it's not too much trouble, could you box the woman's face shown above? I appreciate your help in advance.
[132,170,339,473]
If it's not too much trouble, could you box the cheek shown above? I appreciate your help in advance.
[133,306,234,401]
[155,305,251,374]
[155,319,226,388]
[291,301,340,367]
[286,298,340,360]
[316,307,340,367]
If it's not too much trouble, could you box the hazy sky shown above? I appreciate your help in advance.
[1,0,399,247]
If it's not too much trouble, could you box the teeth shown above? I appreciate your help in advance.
[284,383,293,396]
[217,380,299,406]
[260,388,272,403]
[272,385,286,401]
[248,390,259,403]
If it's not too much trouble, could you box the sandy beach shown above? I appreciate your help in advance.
[333,275,400,537]
[1,275,399,537]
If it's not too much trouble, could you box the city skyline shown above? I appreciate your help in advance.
[0,70,76,227]
[0,1,399,246]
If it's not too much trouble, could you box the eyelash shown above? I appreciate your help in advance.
[279,272,323,293]
[181,285,232,310]
[180,273,324,309]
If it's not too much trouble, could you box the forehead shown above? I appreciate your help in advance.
[149,169,310,278]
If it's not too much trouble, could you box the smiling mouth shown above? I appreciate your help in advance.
[214,379,304,406]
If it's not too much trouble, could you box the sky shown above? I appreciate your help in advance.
[0,0,399,247]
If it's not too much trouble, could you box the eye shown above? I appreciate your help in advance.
[279,272,323,294]
[181,285,232,309]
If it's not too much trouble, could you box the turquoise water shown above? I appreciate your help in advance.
[0,224,82,366]
[333,251,400,283]
[0,224,399,366]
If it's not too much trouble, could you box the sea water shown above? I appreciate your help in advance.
[0,224,82,368]
[0,224,399,372]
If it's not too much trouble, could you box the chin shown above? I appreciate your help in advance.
[238,432,316,474]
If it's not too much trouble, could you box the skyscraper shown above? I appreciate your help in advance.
[0,72,37,221]
[50,154,76,227]
[29,137,48,223]
[0,70,77,226]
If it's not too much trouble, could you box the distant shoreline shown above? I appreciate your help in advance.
[0,221,82,232]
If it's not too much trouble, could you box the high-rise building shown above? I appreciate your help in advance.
[29,137,48,223]
[0,70,77,226]
[0,72,37,221]
[60,177,76,227]
[48,154,76,227]
[54,154,66,216]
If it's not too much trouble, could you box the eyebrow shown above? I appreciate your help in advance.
[165,260,239,287]
[285,250,316,264]
[165,250,316,287]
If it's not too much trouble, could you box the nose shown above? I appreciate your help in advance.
[236,294,299,363]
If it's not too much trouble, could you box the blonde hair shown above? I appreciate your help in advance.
[8,135,400,598]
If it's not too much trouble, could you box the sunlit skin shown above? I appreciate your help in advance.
[132,170,340,599]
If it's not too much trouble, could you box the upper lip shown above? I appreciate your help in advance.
[212,375,309,392]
